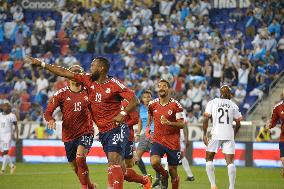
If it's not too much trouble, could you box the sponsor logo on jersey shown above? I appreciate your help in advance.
[154,110,157,113]
[84,96,88,101]
[91,85,95,89]
[168,110,172,115]
[105,88,111,93]
[67,97,71,101]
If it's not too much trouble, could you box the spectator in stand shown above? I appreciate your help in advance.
[35,72,49,95]
[266,58,280,80]
[153,49,163,63]
[9,2,22,16]
[190,0,200,16]
[142,21,153,39]
[233,85,246,105]
[199,0,211,16]
[161,67,173,84]
[63,52,78,67]
[34,16,45,32]
[234,59,252,89]
[187,81,205,110]
[211,53,223,87]
[180,95,192,111]
[268,19,281,38]
[159,0,174,17]
[13,76,27,92]
[15,28,24,46]
[9,45,24,60]
[44,16,56,28]
[186,111,198,124]
[45,26,56,52]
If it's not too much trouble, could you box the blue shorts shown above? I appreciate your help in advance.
[125,141,134,159]
[150,142,181,166]
[279,142,284,158]
[99,124,130,158]
[64,133,94,162]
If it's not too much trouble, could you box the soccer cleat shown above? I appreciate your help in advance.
[143,174,152,189]
[88,183,97,189]
[10,165,16,174]
[160,171,169,189]
[210,186,218,189]
[152,178,161,188]
[185,176,195,181]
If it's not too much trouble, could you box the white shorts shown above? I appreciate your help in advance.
[206,139,235,154]
[0,134,12,152]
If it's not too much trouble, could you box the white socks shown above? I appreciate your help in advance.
[206,161,216,187]
[1,155,8,171]
[182,157,193,177]
[164,162,169,171]
[1,155,14,172]
[227,164,236,189]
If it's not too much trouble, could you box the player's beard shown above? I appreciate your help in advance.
[91,71,100,81]
[159,90,168,98]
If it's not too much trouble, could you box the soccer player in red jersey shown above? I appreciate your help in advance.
[266,90,284,178]
[112,100,151,189]
[25,56,139,189]
[147,79,185,189]
[44,65,96,189]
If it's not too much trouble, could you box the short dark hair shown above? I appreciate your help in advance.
[94,57,110,72]
[142,89,152,96]
[159,79,171,88]
[68,65,84,73]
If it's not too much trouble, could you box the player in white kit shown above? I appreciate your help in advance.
[0,101,18,174]
[203,85,242,189]
[180,111,195,181]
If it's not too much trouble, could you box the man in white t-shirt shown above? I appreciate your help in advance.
[36,73,49,94]
[234,59,251,88]
[203,85,242,189]
[159,0,174,16]
[0,101,18,174]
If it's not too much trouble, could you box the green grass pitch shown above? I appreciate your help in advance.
[0,163,283,189]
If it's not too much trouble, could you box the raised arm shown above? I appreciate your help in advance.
[24,56,75,79]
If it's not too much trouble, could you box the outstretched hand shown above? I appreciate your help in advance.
[24,56,42,67]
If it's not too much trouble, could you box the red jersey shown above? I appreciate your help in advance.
[44,86,94,142]
[74,74,135,133]
[270,100,284,142]
[121,100,139,141]
[148,98,184,150]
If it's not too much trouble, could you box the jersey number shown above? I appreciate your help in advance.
[74,102,82,111]
[218,108,229,124]
[95,93,102,102]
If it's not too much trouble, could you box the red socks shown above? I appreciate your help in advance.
[154,164,168,178]
[171,176,179,189]
[109,165,124,189]
[76,157,92,187]
[124,168,146,184]
[108,165,113,188]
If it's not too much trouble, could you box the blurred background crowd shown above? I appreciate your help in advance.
[0,0,283,139]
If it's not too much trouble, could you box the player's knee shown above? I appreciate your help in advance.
[125,159,133,168]
[169,166,178,177]
[150,157,160,167]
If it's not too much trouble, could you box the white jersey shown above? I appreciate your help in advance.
[204,98,242,140]
[0,113,17,135]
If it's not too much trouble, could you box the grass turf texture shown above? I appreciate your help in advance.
[0,163,282,189]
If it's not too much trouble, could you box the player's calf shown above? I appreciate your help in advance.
[171,176,179,189]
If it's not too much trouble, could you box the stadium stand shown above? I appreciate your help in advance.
[0,0,283,125]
